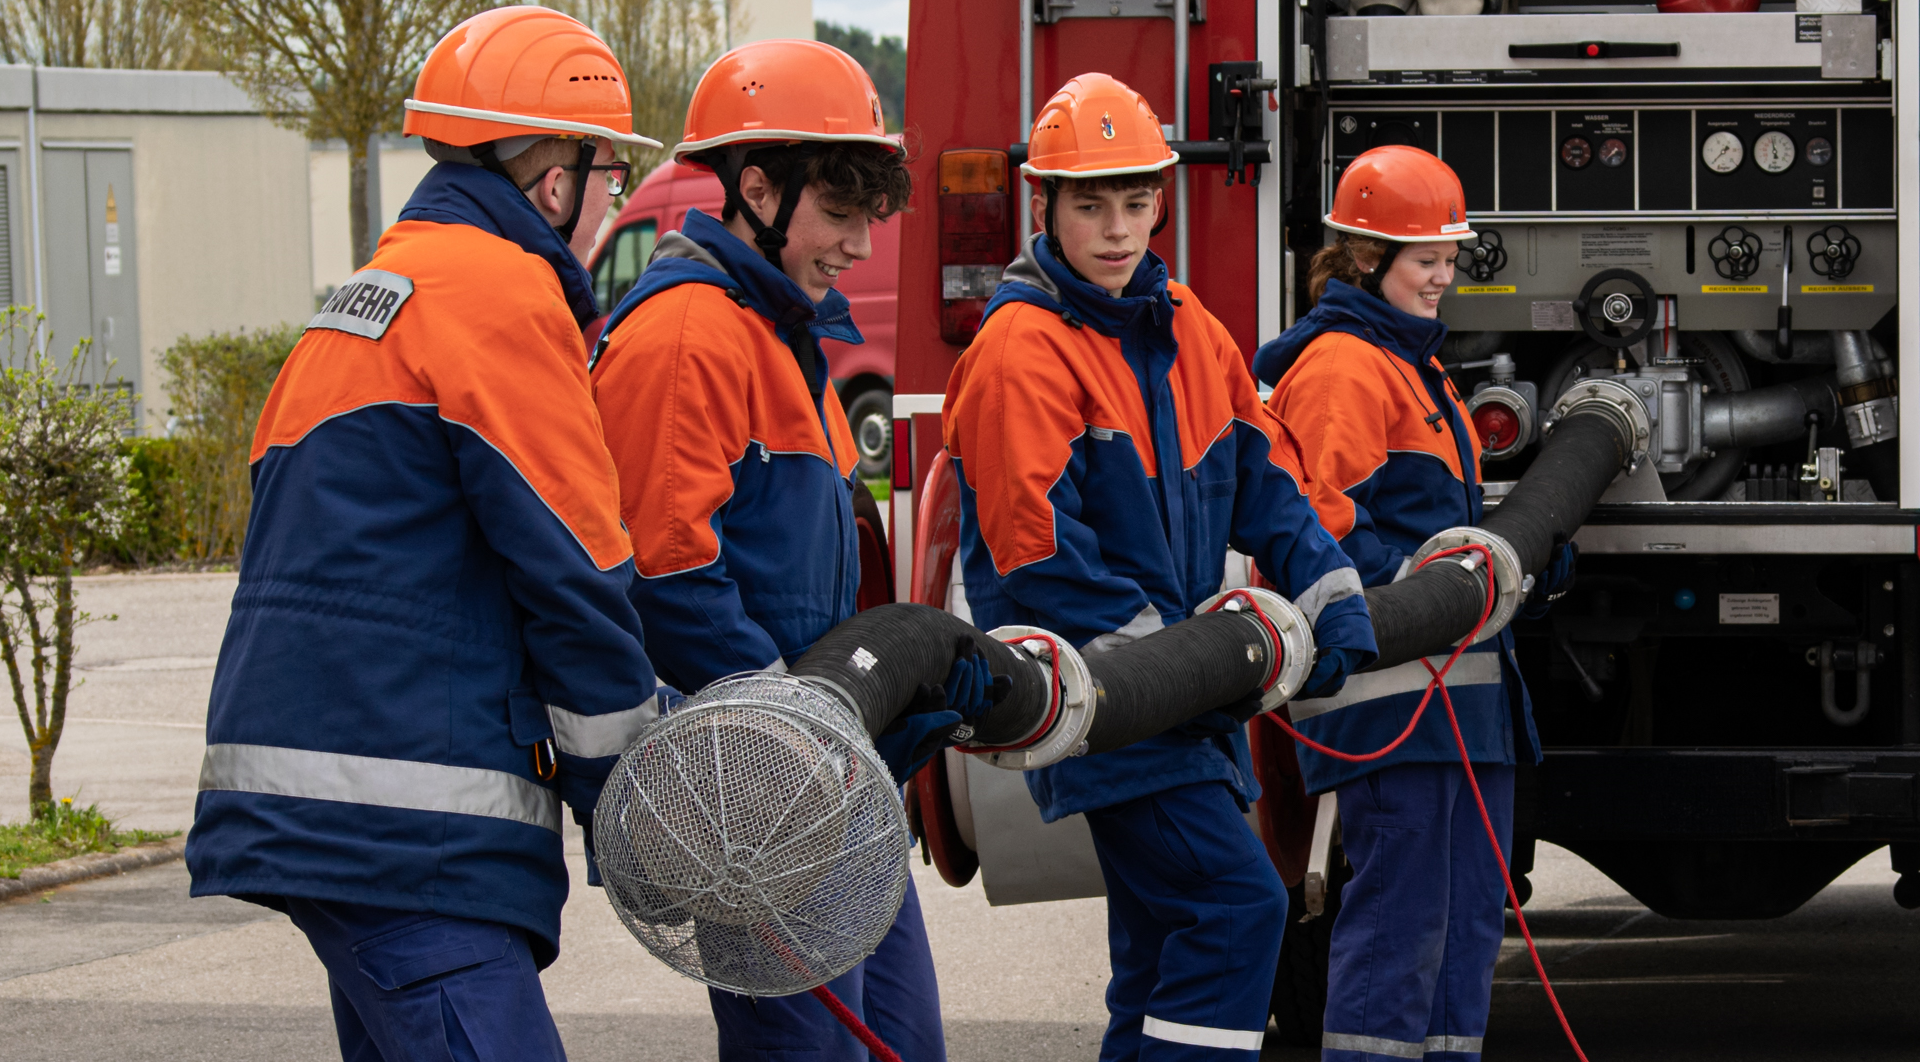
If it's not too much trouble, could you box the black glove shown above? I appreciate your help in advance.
[873,640,1009,784]
[1299,646,1363,701]
[574,808,602,888]
[1521,539,1578,620]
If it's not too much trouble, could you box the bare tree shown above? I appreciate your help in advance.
[0,0,209,69]
[559,0,731,177]
[0,310,136,816]
[186,0,490,269]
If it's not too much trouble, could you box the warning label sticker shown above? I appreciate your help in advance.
[1719,593,1781,625]
[1702,285,1769,294]
[1456,285,1517,294]
[1802,284,1874,293]
[1579,228,1656,269]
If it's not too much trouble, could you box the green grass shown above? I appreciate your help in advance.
[864,478,891,504]
[0,798,177,879]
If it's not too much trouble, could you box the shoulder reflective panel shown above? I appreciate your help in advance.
[546,694,661,759]
[198,743,560,833]
[1288,652,1503,721]
[307,269,416,340]
[1141,1016,1264,1051]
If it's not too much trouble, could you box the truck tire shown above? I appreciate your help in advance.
[842,384,893,481]
[1270,849,1351,1047]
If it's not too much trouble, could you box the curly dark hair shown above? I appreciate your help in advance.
[707,141,914,222]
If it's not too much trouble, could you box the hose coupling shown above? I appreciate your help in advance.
[1410,527,1527,643]
[1194,587,1316,711]
[967,626,1095,771]
[1545,377,1652,472]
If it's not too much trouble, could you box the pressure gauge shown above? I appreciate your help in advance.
[1597,138,1628,168]
[1561,136,1593,169]
[1805,136,1834,167]
[1701,131,1743,174]
[1753,131,1795,173]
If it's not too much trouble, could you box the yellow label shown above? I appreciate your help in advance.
[1701,284,1768,293]
[1454,285,1517,294]
[1801,284,1874,293]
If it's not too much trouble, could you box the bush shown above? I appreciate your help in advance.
[96,436,183,567]
[155,325,298,562]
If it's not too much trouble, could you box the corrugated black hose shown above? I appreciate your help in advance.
[790,603,1271,752]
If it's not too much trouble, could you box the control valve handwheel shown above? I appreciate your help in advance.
[1457,229,1506,283]
[1571,268,1657,350]
[1707,225,1763,282]
[1806,225,1860,282]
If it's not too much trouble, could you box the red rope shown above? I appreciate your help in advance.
[811,984,905,1062]
[1248,547,1591,1062]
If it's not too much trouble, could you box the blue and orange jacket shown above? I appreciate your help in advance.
[186,162,675,966]
[945,236,1377,821]
[1256,277,1539,794]
[591,208,861,692]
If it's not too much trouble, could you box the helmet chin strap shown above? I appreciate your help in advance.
[478,138,600,245]
[712,145,818,270]
[1360,239,1404,299]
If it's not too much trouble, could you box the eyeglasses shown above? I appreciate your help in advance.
[589,161,634,196]
[519,159,634,197]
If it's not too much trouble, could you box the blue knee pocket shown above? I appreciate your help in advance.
[1147,789,1263,887]
[353,917,514,991]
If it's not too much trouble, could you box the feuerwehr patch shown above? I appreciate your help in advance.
[307,269,415,340]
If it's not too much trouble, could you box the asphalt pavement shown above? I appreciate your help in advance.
[2,573,1917,1061]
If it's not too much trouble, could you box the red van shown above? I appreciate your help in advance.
[584,159,900,479]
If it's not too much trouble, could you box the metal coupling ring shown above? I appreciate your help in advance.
[1193,586,1316,711]
[1544,376,1652,472]
[970,625,1096,771]
[1410,526,1527,644]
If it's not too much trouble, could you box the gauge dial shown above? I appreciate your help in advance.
[1560,136,1593,169]
[1805,136,1833,167]
[1701,131,1744,174]
[1753,130,1795,173]
[1597,137,1628,168]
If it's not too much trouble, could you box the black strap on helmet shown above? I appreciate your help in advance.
[1359,238,1404,299]
[482,138,600,244]
[710,144,819,270]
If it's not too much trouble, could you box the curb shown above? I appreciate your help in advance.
[0,835,186,902]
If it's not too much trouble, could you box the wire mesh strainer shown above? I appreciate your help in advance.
[594,673,912,997]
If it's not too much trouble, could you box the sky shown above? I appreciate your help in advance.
[812,0,910,41]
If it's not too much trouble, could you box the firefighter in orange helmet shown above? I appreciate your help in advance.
[1255,146,1572,1062]
[589,38,965,1062]
[944,74,1376,1062]
[185,9,676,1060]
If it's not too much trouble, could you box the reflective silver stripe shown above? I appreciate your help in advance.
[1290,652,1503,721]
[548,695,660,759]
[1294,566,1364,625]
[198,743,561,833]
[1086,604,1165,655]
[1322,1031,1425,1058]
[1141,1016,1264,1051]
[1426,1034,1485,1055]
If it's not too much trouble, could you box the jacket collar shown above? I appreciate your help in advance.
[985,233,1175,340]
[1252,278,1448,386]
[396,162,599,327]
[671,209,863,344]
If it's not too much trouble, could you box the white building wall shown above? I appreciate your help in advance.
[309,136,436,298]
[731,0,814,45]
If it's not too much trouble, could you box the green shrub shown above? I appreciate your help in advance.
[156,325,298,562]
[0,797,174,878]
[95,436,182,566]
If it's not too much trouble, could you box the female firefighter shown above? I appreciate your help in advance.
[1253,145,1574,1062]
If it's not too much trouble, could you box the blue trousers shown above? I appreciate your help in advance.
[284,898,566,1062]
[1084,781,1285,1062]
[1322,762,1514,1062]
[709,873,946,1061]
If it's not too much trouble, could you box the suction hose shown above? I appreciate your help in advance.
[1360,405,1635,671]
[788,598,1305,768]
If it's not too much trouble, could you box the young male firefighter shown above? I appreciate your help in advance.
[186,9,674,1059]
[1254,145,1575,1062]
[590,39,984,1062]
[943,74,1378,1062]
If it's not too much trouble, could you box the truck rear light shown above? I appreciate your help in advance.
[938,149,1012,346]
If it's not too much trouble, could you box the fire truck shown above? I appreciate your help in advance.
[881,0,1919,1042]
